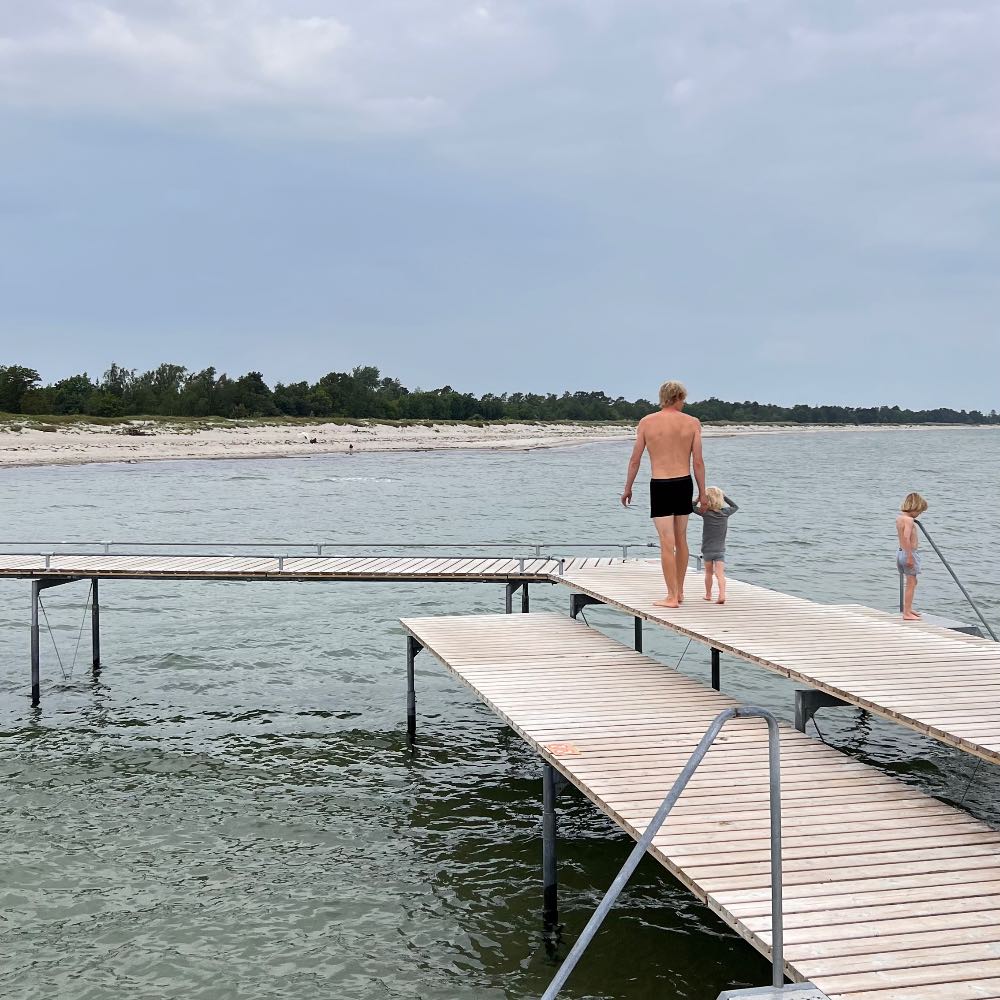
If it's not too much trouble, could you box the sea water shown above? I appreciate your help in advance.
[1,429,998,1000]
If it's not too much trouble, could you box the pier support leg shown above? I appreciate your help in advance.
[31,580,41,707]
[794,689,849,733]
[91,579,101,672]
[711,648,721,691]
[570,593,604,619]
[542,763,559,930]
[521,583,529,614]
[406,635,422,742]
[505,583,515,615]
[634,617,643,652]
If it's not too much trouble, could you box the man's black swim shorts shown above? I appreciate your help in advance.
[649,475,694,518]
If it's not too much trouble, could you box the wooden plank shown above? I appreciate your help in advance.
[402,611,1000,1000]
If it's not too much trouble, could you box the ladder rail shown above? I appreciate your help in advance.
[540,706,784,999]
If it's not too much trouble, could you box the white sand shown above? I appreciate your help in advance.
[0,419,986,469]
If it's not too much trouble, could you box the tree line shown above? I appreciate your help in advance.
[0,363,996,425]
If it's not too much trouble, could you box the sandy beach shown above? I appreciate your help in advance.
[0,418,987,469]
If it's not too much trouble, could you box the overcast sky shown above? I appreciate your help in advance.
[1,1,998,408]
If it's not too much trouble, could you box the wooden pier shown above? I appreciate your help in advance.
[559,560,1000,766]
[402,612,1000,1000]
[5,546,1000,997]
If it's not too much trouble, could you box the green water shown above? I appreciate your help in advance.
[2,430,999,999]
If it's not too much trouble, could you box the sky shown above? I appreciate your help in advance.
[1,1,998,409]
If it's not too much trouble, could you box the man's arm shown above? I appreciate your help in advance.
[691,420,706,510]
[621,422,646,506]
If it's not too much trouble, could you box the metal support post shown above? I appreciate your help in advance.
[406,635,422,742]
[543,762,559,929]
[31,580,40,707]
[570,593,604,619]
[91,579,101,671]
[794,689,849,733]
[711,648,721,691]
[634,617,643,652]
[505,583,515,615]
[521,582,529,613]
[898,570,904,614]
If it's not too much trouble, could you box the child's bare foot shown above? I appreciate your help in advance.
[716,597,726,605]
[903,611,921,620]
[703,594,713,601]
[653,597,680,609]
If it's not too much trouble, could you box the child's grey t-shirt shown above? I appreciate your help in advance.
[694,496,738,556]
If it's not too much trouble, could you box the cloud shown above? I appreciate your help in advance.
[4,3,996,137]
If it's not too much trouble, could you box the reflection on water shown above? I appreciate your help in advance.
[2,430,999,999]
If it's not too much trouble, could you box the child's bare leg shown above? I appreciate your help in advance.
[715,561,727,605]
[903,575,920,620]
[703,561,714,600]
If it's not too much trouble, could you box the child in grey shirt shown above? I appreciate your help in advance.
[692,486,738,604]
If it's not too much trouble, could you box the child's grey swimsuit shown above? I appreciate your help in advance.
[897,548,921,576]
[693,496,738,561]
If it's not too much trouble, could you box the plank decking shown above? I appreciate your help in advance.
[0,553,617,581]
[5,551,998,769]
[401,612,1000,1000]
[560,560,1000,767]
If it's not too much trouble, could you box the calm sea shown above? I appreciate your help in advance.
[2,429,999,1000]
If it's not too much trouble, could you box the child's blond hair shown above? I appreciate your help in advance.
[658,380,687,407]
[901,492,928,514]
[705,486,725,512]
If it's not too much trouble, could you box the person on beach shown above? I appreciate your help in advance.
[691,487,738,605]
[621,380,706,609]
[897,492,928,621]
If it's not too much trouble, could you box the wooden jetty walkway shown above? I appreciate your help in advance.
[5,545,1000,996]
[0,552,612,582]
[402,612,1000,1000]
[559,560,1000,767]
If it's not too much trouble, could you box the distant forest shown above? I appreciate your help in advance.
[0,363,997,425]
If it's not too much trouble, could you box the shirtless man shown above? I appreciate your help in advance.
[620,380,706,608]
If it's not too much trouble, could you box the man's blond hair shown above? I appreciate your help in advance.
[901,492,928,514]
[705,486,725,512]
[659,380,687,407]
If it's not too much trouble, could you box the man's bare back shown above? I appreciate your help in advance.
[640,409,701,479]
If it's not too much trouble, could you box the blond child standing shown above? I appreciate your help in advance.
[692,486,738,604]
[897,492,928,621]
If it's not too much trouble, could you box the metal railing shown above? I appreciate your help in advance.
[541,707,784,999]
[0,539,658,559]
[911,521,997,641]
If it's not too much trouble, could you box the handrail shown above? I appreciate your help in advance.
[914,521,998,641]
[540,707,784,999]
[0,540,658,559]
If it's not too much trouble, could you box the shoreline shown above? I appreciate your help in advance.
[0,419,992,470]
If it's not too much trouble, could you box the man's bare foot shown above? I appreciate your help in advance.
[653,597,680,609]
[903,611,921,621]
[703,594,712,601]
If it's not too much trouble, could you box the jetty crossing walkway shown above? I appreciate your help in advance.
[6,544,1000,995]
[559,560,1000,767]
[402,612,1000,1000]
[5,547,1000,766]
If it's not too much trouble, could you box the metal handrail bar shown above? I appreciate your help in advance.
[540,707,784,999]
[0,540,658,559]
[4,551,589,568]
[0,540,653,550]
[915,521,998,641]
